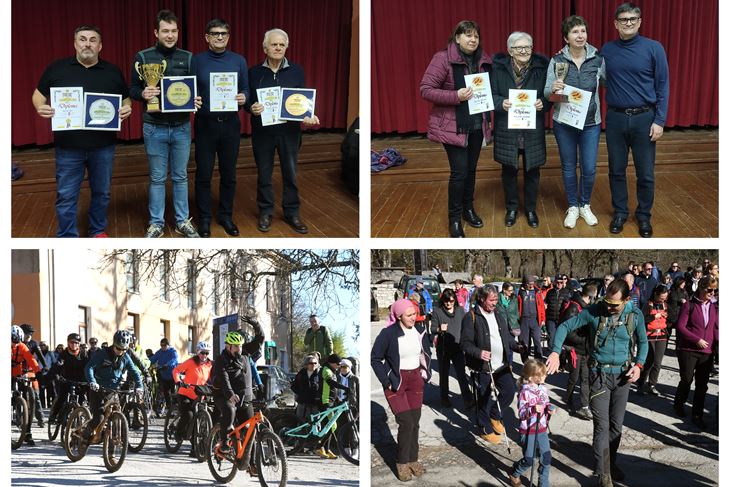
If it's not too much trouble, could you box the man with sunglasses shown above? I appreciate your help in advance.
[546,279,648,487]
[545,274,571,349]
[172,341,214,455]
[666,262,683,283]
[636,261,659,308]
[48,333,89,426]
[602,2,669,238]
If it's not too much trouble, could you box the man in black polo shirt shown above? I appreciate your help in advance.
[32,25,131,238]
[130,9,202,239]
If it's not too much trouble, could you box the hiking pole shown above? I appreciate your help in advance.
[470,371,481,429]
[486,362,512,454]
[528,411,541,487]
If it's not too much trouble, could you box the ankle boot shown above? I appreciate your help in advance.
[409,461,426,477]
[462,208,484,228]
[449,220,465,238]
[396,463,413,481]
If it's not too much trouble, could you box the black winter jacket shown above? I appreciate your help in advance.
[211,320,265,402]
[546,287,572,323]
[292,367,320,406]
[461,307,521,372]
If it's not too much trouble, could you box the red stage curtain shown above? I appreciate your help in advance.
[12,0,352,147]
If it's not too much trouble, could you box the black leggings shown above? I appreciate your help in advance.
[443,130,483,221]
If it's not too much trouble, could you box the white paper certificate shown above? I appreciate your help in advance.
[210,72,238,112]
[508,89,537,129]
[464,73,494,114]
[50,87,84,131]
[257,87,285,126]
[556,84,592,130]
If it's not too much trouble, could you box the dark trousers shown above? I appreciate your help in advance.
[252,131,301,218]
[639,339,668,387]
[160,379,175,411]
[605,108,656,220]
[675,350,713,418]
[566,352,590,409]
[589,370,630,476]
[436,343,473,402]
[520,317,543,360]
[87,389,109,435]
[384,368,424,464]
[443,130,483,221]
[501,153,540,212]
[176,395,195,440]
[546,320,558,350]
[194,116,241,223]
[475,366,515,433]
[39,375,56,408]
[215,396,254,434]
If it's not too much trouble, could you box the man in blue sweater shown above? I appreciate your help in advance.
[246,29,320,234]
[192,19,249,238]
[602,2,669,239]
[151,337,179,412]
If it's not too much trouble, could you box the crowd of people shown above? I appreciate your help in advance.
[372,257,718,486]
[420,3,669,238]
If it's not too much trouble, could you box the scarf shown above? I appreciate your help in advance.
[511,56,531,88]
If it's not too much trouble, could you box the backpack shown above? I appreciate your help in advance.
[370,148,406,173]
[558,299,582,323]
[591,311,637,365]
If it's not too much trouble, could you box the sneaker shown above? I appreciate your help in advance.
[25,437,35,447]
[563,206,580,228]
[315,447,330,459]
[145,224,164,238]
[326,449,338,459]
[479,431,502,444]
[175,218,200,238]
[579,204,598,226]
[218,439,231,454]
[576,407,593,421]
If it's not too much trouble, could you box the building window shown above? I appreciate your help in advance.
[187,326,194,355]
[266,278,275,313]
[125,251,139,293]
[127,313,139,338]
[159,251,170,301]
[160,319,170,343]
[187,259,196,309]
[78,306,89,343]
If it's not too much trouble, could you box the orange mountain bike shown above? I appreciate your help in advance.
[206,400,287,486]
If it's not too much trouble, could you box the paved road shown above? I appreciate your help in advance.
[12,415,358,486]
[370,320,718,486]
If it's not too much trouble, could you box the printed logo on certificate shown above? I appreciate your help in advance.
[84,93,122,131]
[50,87,84,131]
[257,87,285,126]
[210,72,238,112]
[556,85,592,130]
[161,76,197,112]
[464,73,494,114]
[508,89,537,129]
[279,88,316,122]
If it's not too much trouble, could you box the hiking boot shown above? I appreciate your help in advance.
[396,463,413,481]
[595,474,613,487]
[576,407,593,421]
[563,206,579,228]
[647,385,660,396]
[145,223,164,238]
[579,204,598,226]
[479,431,502,444]
[611,465,625,481]
[490,418,505,435]
[175,218,200,238]
[440,397,452,407]
[508,472,523,487]
[409,461,426,477]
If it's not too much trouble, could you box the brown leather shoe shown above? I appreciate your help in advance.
[396,463,413,481]
[490,418,505,435]
[284,215,309,234]
[409,461,426,477]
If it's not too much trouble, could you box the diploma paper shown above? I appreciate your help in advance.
[508,89,537,129]
[257,87,285,126]
[464,73,494,114]
[210,72,238,112]
[556,84,592,130]
[50,87,84,131]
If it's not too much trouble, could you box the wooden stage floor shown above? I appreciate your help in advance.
[371,129,718,238]
[12,133,359,238]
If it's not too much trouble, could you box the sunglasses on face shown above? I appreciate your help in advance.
[603,297,623,306]
[704,289,717,294]
[69,341,80,345]
[199,351,210,355]
[113,345,125,352]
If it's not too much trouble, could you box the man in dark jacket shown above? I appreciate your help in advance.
[461,285,523,444]
[545,274,572,349]
[292,355,321,422]
[48,333,89,424]
[636,262,659,308]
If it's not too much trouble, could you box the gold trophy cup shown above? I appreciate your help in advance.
[135,60,167,112]
[549,62,569,103]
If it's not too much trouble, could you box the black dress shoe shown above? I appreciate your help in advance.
[284,215,309,234]
[462,208,484,228]
[257,214,272,232]
[692,415,707,429]
[609,215,626,234]
[449,220,465,238]
[199,220,211,238]
[638,220,653,238]
[526,211,539,228]
[674,403,686,417]
[219,220,240,237]
[505,210,517,227]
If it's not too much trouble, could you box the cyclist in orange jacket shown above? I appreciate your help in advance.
[11,325,41,445]
[172,341,214,455]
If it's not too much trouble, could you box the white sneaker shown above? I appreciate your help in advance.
[563,206,579,228]
[579,204,598,226]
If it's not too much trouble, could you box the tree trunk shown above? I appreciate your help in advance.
[501,251,512,278]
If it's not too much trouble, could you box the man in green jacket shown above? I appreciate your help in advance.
[546,279,648,487]
[304,314,333,358]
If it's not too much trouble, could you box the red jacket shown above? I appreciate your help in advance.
[173,356,213,400]
[518,290,546,325]
[676,297,718,355]
[11,342,41,379]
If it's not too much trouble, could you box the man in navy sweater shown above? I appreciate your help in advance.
[192,19,250,237]
[246,29,320,234]
[602,2,669,238]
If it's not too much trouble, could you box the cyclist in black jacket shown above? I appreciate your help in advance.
[48,333,89,424]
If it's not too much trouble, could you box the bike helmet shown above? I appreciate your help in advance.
[113,329,132,350]
[11,325,24,344]
[196,341,212,353]
[67,333,81,343]
[224,331,244,345]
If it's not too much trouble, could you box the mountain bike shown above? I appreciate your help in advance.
[164,382,215,462]
[11,374,36,450]
[119,383,149,452]
[48,377,90,442]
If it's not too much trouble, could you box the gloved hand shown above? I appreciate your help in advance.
[90,382,99,392]
[228,393,240,406]
[135,388,144,400]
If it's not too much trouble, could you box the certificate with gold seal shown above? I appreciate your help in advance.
[210,72,238,112]
[279,88,316,122]
[50,86,84,131]
[83,92,122,131]
[161,75,197,112]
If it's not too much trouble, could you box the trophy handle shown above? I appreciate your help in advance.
[134,61,143,80]
[160,59,167,76]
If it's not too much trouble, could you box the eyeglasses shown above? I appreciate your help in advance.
[113,345,126,352]
[446,299,455,303]
[207,31,229,38]
[511,45,533,53]
[671,265,679,268]
[645,267,653,271]
[616,16,640,25]
[199,351,210,355]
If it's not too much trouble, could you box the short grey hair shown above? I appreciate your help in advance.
[263,28,289,50]
[507,31,533,51]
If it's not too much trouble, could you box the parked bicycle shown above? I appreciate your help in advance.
[48,377,90,443]
[164,382,216,462]
[11,374,36,450]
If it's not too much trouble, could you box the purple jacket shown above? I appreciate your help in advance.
[420,42,492,147]
[676,296,718,354]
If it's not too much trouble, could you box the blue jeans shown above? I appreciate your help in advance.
[143,122,192,226]
[54,145,115,237]
[605,108,656,220]
[513,430,551,486]
[553,121,601,207]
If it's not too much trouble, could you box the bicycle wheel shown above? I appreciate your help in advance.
[337,420,360,466]
[192,410,213,463]
[206,424,238,483]
[47,400,64,441]
[163,407,182,453]
[11,396,28,450]
[278,425,306,456]
[124,402,148,452]
[102,411,129,472]
[64,407,91,462]
[256,429,288,487]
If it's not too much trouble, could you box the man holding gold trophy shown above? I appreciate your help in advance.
[129,9,202,238]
